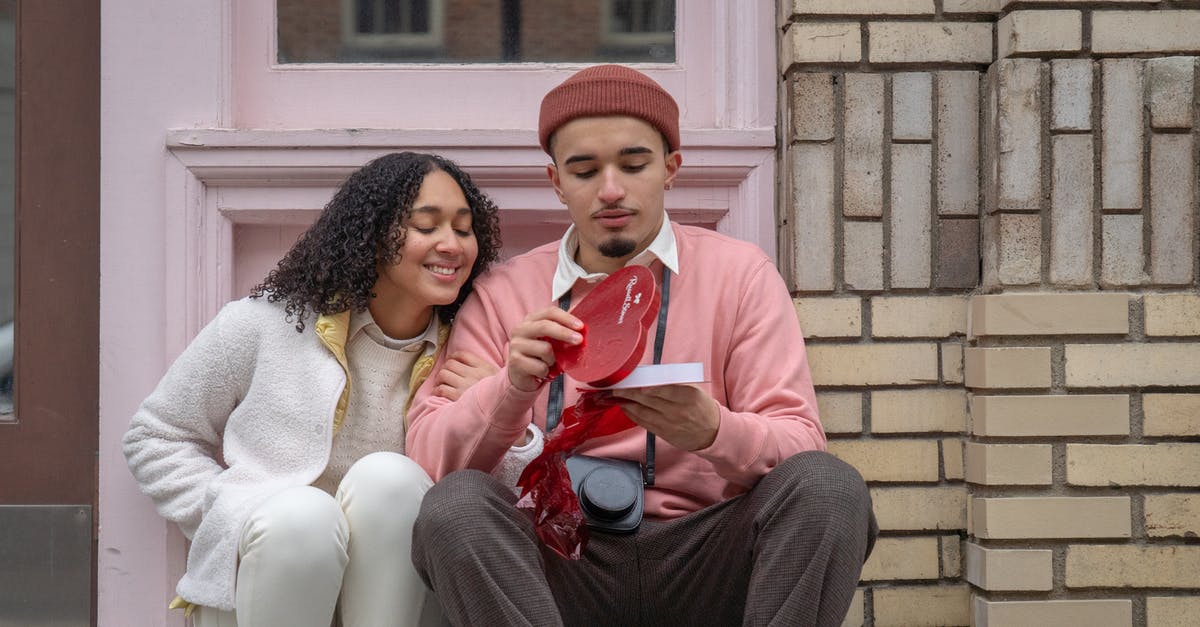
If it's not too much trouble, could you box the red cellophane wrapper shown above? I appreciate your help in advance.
[515,391,637,559]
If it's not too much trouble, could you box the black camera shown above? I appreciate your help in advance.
[566,455,644,533]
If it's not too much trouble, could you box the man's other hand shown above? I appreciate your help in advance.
[611,384,720,451]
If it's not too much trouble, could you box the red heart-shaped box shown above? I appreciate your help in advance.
[552,265,661,387]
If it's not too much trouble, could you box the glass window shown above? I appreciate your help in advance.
[277,0,675,64]
[0,0,14,419]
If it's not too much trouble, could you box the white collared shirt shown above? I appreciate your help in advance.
[348,307,440,353]
[551,211,680,301]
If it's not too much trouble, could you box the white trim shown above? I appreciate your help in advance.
[164,128,774,339]
[235,1,776,130]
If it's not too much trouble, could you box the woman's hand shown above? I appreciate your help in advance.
[433,351,498,400]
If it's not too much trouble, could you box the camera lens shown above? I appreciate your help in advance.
[578,466,637,521]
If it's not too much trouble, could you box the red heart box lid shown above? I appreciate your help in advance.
[552,265,661,387]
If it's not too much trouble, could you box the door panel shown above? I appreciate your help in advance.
[0,1,100,625]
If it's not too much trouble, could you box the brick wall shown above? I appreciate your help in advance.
[781,2,1199,625]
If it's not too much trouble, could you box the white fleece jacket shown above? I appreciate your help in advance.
[122,297,542,610]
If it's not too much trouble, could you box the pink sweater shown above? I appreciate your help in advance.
[406,223,824,519]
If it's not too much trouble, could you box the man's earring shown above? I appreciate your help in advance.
[665,183,673,191]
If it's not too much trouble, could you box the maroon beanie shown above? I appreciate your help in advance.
[538,64,680,155]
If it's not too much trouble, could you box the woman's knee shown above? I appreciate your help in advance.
[241,486,348,556]
[340,452,433,502]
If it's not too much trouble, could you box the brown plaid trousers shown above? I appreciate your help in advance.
[413,450,878,627]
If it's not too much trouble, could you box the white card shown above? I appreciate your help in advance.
[592,362,706,390]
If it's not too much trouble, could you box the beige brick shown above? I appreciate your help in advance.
[790,72,836,142]
[1145,494,1200,538]
[1149,134,1196,285]
[843,73,885,218]
[937,71,981,217]
[817,392,863,435]
[1146,295,1200,337]
[785,22,862,65]
[872,296,967,338]
[842,589,865,627]
[993,213,1042,286]
[972,496,1131,539]
[965,542,1053,591]
[892,72,932,140]
[1147,596,1200,627]
[869,22,992,64]
[944,0,997,13]
[1067,545,1200,588]
[843,221,884,291]
[941,342,964,384]
[788,143,836,291]
[1148,57,1195,130]
[974,598,1133,627]
[1093,11,1200,54]
[872,389,966,433]
[996,59,1042,211]
[1102,214,1146,286]
[943,438,964,480]
[970,293,1130,337]
[965,443,1052,485]
[791,0,933,14]
[998,10,1081,58]
[971,394,1130,437]
[1068,444,1200,487]
[827,440,939,482]
[941,535,962,577]
[964,347,1051,389]
[1050,134,1095,285]
[795,297,862,339]
[1101,60,1144,211]
[1144,394,1200,437]
[861,536,939,581]
[807,343,938,386]
[889,143,933,288]
[1051,59,1093,131]
[1066,343,1200,388]
[872,486,967,531]
[873,585,970,627]
[1002,0,1155,4]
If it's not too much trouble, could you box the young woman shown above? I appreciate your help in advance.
[123,152,540,627]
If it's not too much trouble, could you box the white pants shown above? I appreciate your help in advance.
[193,452,443,627]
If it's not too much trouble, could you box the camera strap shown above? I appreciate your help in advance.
[546,263,670,486]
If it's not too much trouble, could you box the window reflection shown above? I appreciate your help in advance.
[0,0,14,418]
[278,0,674,64]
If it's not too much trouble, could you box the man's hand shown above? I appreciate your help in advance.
[433,351,498,401]
[611,384,720,451]
[507,306,584,392]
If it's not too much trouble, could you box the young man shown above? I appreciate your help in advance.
[406,65,877,626]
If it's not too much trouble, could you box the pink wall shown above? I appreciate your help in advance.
[99,2,774,625]
[99,1,227,624]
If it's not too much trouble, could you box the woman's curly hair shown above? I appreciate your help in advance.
[251,152,502,331]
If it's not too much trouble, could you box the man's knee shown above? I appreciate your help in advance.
[763,451,872,518]
[414,470,514,548]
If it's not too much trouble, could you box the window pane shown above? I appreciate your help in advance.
[0,0,14,419]
[277,0,675,64]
